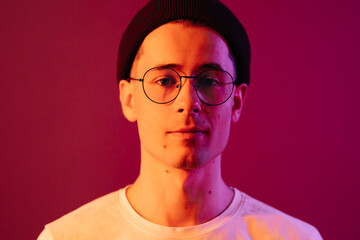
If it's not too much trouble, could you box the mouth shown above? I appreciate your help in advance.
[167,128,207,139]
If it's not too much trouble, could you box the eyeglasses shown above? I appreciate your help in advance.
[128,67,235,106]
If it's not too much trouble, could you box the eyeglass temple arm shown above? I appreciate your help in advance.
[180,76,234,84]
[127,77,143,82]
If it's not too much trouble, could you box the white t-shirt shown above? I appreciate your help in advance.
[38,186,322,239]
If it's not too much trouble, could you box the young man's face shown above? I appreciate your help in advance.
[120,22,246,170]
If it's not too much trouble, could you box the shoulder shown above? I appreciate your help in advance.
[234,189,322,240]
[51,190,119,225]
[43,189,122,240]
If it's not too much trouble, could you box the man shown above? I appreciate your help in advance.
[38,0,322,239]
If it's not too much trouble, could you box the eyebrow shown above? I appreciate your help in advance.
[153,63,183,70]
[153,63,225,72]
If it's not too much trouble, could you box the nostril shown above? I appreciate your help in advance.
[177,106,200,114]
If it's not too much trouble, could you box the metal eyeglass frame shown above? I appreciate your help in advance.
[128,67,236,106]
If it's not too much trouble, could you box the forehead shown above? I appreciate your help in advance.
[131,22,235,76]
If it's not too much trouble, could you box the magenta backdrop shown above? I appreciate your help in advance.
[0,0,359,239]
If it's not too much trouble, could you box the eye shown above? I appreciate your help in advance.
[197,77,221,87]
[155,77,177,87]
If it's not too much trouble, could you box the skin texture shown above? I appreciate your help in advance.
[119,22,247,227]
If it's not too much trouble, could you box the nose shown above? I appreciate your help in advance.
[176,77,201,114]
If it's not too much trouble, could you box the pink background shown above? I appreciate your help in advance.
[1,0,359,239]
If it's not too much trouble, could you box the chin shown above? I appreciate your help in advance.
[166,152,211,170]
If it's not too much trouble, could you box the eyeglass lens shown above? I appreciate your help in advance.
[142,68,234,105]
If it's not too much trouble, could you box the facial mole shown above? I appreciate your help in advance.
[165,169,169,174]
[163,145,166,148]
[209,190,212,194]
[218,114,221,118]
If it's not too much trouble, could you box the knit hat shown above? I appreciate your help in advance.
[117,0,250,85]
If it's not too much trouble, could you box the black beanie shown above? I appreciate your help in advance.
[117,0,250,85]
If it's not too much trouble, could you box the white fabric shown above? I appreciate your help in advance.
[38,186,322,240]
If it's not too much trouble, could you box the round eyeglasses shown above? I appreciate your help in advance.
[128,67,235,106]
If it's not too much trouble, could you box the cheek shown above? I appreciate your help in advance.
[135,102,167,141]
[137,111,162,148]
[215,102,233,122]
[216,114,231,131]
[210,107,233,137]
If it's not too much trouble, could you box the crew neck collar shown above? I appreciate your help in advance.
[117,185,245,237]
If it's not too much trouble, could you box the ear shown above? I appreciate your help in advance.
[231,83,247,123]
[119,80,137,122]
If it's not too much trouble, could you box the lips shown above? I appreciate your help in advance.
[167,127,207,139]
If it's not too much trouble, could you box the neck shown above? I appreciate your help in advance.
[126,149,234,227]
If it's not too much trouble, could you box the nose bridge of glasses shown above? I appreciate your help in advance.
[180,76,198,89]
[178,75,200,99]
